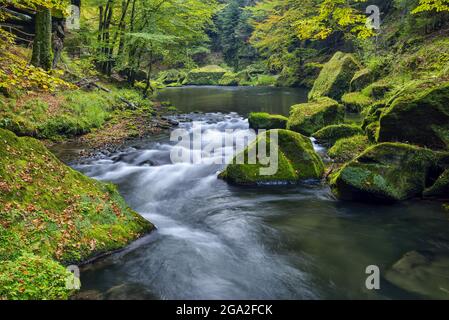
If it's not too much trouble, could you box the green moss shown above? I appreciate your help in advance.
[156,69,187,86]
[0,128,153,299]
[219,129,324,185]
[330,142,438,202]
[328,135,370,163]
[378,81,449,150]
[248,112,288,130]
[287,97,344,136]
[219,72,240,86]
[312,124,364,146]
[341,92,373,113]
[365,121,380,143]
[254,74,277,86]
[308,52,361,101]
[350,68,373,92]
[0,252,72,300]
[361,101,386,129]
[361,80,395,100]
[183,65,228,85]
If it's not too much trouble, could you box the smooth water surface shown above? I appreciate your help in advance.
[156,86,308,116]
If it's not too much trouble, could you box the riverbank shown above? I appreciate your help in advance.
[0,61,176,299]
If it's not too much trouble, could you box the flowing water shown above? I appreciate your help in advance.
[66,86,449,300]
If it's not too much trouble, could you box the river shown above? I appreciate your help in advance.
[68,86,448,299]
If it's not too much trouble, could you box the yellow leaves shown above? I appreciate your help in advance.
[412,0,449,14]
[0,48,73,94]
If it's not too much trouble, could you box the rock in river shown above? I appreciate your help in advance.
[219,129,324,185]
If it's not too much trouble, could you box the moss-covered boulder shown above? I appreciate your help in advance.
[424,169,449,199]
[157,69,186,86]
[350,68,373,92]
[287,97,344,136]
[328,135,370,163]
[378,82,449,150]
[183,65,228,85]
[219,129,324,185]
[312,124,363,146]
[308,52,361,101]
[341,92,373,113]
[385,251,449,299]
[248,112,288,130]
[0,129,153,299]
[361,101,386,130]
[361,80,395,100]
[330,143,438,202]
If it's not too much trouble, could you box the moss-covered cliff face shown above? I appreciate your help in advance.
[0,129,153,299]
[219,129,324,185]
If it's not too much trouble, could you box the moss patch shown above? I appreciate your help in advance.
[341,92,373,113]
[378,81,449,150]
[248,113,288,130]
[287,97,344,136]
[0,128,153,299]
[328,135,370,163]
[330,142,438,202]
[308,52,361,101]
[424,169,449,199]
[0,87,153,141]
[312,124,363,146]
[350,68,373,92]
[183,65,228,85]
[219,129,324,185]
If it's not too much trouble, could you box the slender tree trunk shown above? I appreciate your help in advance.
[31,8,53,71]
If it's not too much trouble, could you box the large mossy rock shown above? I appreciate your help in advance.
[385,251,449,299]
[248,112,288,130]
[350,68,373,92]
[0,129,153,299]
[219,129,324,185]
[183,65,228,85]
[330,143,437,202]
[312,124,363,146]
[341,92,373,113]
[378,82,449,150]
[287,97,344,136]
[328,135,370,163]
[157,69,186,86]
[308,52,361,101]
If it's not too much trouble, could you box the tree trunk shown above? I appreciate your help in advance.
[143,51,153,98]
[31,8,53,71]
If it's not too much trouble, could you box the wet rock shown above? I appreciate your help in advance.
[385,251,449,299]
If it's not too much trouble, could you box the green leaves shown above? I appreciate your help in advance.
[412,0,449,13]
